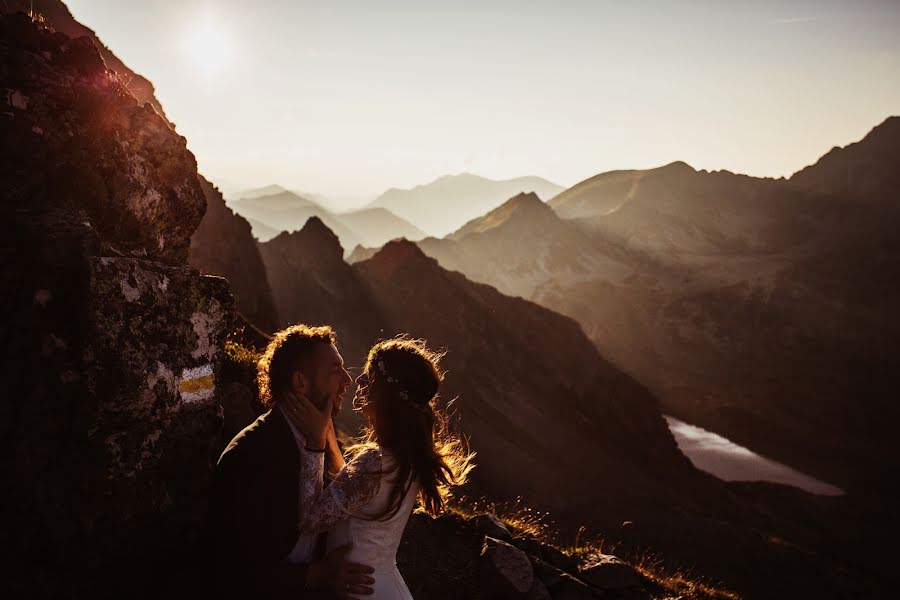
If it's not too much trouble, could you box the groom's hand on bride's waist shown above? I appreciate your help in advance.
[305,543,375,599]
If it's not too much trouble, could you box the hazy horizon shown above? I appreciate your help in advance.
[65,0,900,209]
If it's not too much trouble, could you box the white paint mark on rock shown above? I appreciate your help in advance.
[190,301,223,360]
[179,363,215,403]
[147,361,177,395]
[120,276,141,302]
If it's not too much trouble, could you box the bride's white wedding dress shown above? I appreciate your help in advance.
[299,445,419,600]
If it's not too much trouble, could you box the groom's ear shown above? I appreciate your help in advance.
[291,369,309,395]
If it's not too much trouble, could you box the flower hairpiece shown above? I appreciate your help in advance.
[377,360,396,383]
[377,359,416,404]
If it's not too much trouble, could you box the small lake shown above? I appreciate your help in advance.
[664,415,844,496]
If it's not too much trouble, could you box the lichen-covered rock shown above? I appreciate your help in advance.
[3,0,171,122]
[2,208,233,596]
[0,13,232,598]
[0,13,204,264]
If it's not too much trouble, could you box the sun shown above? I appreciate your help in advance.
[184,21,231,72]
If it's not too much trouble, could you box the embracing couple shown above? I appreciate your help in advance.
[207,324,473,599]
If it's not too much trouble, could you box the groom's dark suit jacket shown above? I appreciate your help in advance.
[207,407,320,599]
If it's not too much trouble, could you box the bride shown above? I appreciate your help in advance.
[291,337,474,599]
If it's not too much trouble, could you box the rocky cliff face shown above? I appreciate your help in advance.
[189,176,279,334]
[1,14,202,264]
[3,0,170,121]
[1,13,232,596]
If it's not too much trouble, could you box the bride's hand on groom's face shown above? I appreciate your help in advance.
[326,419,346,471]
[283,390,333,450]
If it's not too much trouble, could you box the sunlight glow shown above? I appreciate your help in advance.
[184,21,231,73]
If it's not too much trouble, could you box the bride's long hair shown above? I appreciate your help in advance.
[351,336,474,518]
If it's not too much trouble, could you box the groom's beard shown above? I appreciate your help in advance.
[311,382,342,415]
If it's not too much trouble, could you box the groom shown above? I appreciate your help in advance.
[207,324,375,599]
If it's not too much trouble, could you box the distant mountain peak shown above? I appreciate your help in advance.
[450,191,555,240]
[299,215,340,243]
[268,216,344,262]
[655,160,696,175]
[365,239,436,275]
[506,190,544,207]
[370,173,566,237]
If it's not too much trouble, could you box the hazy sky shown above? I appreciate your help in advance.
[65,0,900,209]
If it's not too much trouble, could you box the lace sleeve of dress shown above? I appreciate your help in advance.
[297,444,326,527]
[298,446,383,534]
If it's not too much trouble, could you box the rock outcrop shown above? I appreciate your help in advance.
[1,13,204,264]
[2,0,170,121]
[1,13,232,596]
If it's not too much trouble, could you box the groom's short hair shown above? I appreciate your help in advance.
[257,324,337,408]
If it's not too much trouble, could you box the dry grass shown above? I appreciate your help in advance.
[447,496,741,600]
[634,553,741,600]
[449,496,553,541]
[224,338,261,370]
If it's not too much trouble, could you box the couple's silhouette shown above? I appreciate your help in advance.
[207,325,473,599]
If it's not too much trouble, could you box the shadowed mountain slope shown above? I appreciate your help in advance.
[790,115,900,208]
[188,176,279,333]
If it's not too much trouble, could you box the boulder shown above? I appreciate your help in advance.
[480,536,535,599]
[577,553,644,590]
[531,558,596,599]
[515,536,580,572]
[474,512,513,541]
[524,579,553,600]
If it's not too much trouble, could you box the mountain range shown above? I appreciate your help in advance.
[414,119,900,497]
[227,187,426,251]
[370,173,566,237]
